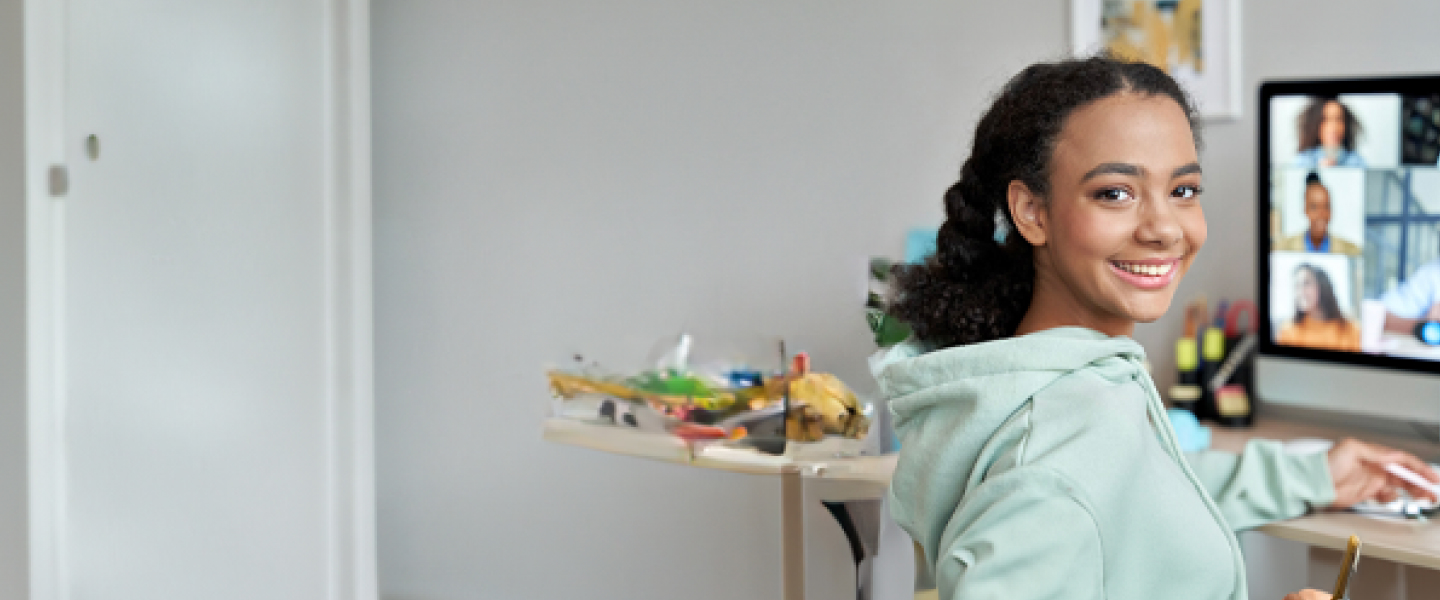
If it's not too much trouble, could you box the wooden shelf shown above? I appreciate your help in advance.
[542,417,896,495]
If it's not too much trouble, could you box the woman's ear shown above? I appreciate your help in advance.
[1008,180,1047,246]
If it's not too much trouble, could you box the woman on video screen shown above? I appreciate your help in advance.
[1278,263,1360,351]
[1293,97,1365,168]
[1273,172,1361,255]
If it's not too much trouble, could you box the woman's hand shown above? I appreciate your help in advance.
[1326,437,1440,508]
[1282,590,1331,600]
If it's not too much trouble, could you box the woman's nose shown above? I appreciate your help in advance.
[1137,196,1182,247]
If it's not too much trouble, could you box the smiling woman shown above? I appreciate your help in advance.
[887,56,1203,348]
[873,55,1435,600]
[1010,91,1206,336]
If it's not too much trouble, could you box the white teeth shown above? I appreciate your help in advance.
[1115,262,1173,277]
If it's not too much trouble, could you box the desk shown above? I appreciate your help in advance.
[1210,416,1440,598]
[549,414,1440,599]
[543,418,895,600]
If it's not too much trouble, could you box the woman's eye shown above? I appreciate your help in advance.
[1173,184,1204,199]
[1094,187,1133,203]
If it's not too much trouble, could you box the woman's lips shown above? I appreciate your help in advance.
[1109,259,1179,290]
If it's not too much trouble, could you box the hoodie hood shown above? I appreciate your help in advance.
[873,327,1149,559]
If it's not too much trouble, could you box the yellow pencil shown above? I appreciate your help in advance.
[1333,535,1362,599]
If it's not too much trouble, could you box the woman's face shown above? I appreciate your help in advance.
[1295,269,1319,315]
[1319,100,1347,149]
[1020,92,1206,334]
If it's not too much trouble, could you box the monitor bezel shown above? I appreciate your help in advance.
[1258,74,1440,375]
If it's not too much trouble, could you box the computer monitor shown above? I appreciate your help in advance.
[1258,75,1440,425]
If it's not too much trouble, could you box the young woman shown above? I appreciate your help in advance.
[1278,264,1361,352]
[1272,173,1361,255]
[874,56,1436,600]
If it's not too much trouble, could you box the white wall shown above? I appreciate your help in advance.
[0,0,25,598]
[372,1,1440,599]
[372,2,1067,599]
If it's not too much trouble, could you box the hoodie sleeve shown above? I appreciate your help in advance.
[934,468,1104,600]
[1184,439,1336,531]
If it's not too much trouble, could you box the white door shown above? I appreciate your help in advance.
[25,1,374,599]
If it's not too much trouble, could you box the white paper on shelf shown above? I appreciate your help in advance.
[697,445,793,469]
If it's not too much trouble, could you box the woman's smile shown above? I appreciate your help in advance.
[1109,258,1180,289]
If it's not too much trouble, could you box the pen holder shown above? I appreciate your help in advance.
[1213,333,1257,427]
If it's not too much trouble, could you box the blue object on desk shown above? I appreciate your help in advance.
[1167,408,1211,453]
[726,368,764,389]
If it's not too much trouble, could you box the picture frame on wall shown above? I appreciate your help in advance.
[1071,0,1241,120]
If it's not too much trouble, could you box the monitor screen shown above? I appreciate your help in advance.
[1260,76,1440,373]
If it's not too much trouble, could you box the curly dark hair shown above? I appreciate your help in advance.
[1298,96,1361,152]
[887,55,1201,348]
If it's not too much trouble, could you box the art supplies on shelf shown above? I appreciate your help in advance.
[1170,298,1258,428]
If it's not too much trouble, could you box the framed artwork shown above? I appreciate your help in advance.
[1072,0,1241,120]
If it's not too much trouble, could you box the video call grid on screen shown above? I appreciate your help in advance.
[1259,76,1440,373]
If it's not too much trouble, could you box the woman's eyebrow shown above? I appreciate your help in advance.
[1080,162,1142,182]
[1171,162,1202,178]
[1079,161,1202,182]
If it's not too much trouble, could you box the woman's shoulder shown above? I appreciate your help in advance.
[1023,367,1155,454]
[964,462,1099,507]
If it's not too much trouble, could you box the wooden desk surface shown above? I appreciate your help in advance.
[1209,415,1440,571]
[541,418,896,500]
[1259,512,1440,571]
[546,413,1440,570]
[1207,415,1440,459]
[543,417,797,475]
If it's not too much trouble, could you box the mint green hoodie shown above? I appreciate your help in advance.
[876,328,1335,600]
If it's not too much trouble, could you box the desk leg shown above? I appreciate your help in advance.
[781,470,805,600]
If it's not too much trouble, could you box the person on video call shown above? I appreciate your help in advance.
[1293,96,1365,168]
[1274,172,1361,255]
[1382,259,1440,338]
[1278,263,1361,351]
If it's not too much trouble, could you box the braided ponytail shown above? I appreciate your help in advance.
[888,54,1199,348]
